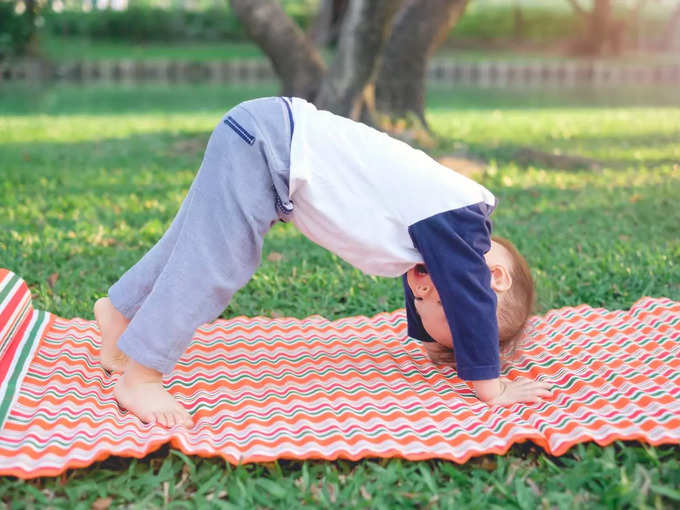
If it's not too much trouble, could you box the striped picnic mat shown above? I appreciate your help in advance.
[1,268,679,479]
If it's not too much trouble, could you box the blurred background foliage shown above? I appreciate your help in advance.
[2,0,678,59]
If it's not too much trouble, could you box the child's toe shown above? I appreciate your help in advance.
[139,412,154,425]
[167,412,178,428]
[180,411,193,427]
[153,412,165,426]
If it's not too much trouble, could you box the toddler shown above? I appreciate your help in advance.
[94,97,552,428]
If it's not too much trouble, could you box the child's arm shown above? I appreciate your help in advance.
[408,208,553,405]
[408,207,500,381]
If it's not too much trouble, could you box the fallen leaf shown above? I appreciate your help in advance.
[360,486,371,500]
[526,477,541,496]
[267,252,283,262]
[47,272,59,289]
[399,492,418,500]
[479,457,497,472]
[91,497,112,510]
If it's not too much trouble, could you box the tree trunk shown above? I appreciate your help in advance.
[308,0,348,47]
[660,2,680,51]
[374,0,469,127]
[229,0,326,100]
[586,0,611,54]
[513,1,525,42]
[23,0,39,56]
[315,0,401,118]
[568,0,613,55]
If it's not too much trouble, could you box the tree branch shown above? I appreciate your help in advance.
[229,0,326,99]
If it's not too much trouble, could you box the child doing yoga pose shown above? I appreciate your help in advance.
[94,97,553,428]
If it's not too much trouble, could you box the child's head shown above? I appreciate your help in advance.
[406,235,534,363]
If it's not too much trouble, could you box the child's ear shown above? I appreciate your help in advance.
[489,264,512,293]
[413,278,433,298]
[407,267,434,298]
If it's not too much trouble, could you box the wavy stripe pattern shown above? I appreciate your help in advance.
[0,268,678,479]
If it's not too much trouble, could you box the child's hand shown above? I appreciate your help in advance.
[471,377,554,405]
[489,377,554,405]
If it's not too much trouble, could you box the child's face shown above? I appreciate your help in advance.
[406,240,513,349]
[406,265,453,347]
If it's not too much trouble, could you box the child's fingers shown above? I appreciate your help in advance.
[515,377,553,390]
[534,388,554,399]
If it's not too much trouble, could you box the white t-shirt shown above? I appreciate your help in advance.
[286,97,496,277]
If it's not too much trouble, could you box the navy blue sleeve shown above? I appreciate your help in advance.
[407,203,500,381]
[402,274,436,343]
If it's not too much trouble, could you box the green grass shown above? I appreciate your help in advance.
[38,34,680,64]
[41,35,267,62]
[1,83,679,508]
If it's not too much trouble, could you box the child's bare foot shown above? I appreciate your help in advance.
[94,297,130,372]
[114,359,193,428]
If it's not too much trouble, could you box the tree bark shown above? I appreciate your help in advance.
[660,2,680,51]
[586,0,611,55]
[229,0,326,100]
[308,0,348,47]
[315,0,401,118]
[23,0,39,56]
[374,0,469,126]
[567,0,646,56]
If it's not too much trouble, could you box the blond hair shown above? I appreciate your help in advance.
[491,235,535,357]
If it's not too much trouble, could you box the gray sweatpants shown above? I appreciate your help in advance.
[109,97,294,374]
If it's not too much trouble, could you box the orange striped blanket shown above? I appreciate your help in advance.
[1,268,678,479]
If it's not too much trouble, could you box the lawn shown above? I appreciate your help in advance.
[41,35,267,62]
[39,35,680,65]
[0,83,679,508]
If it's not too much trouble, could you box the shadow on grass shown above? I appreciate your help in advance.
[3,122,678,183]
[2,130,211,185]
[455,136,679,171]
[0,83,280,116]
[426,85,680,111]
